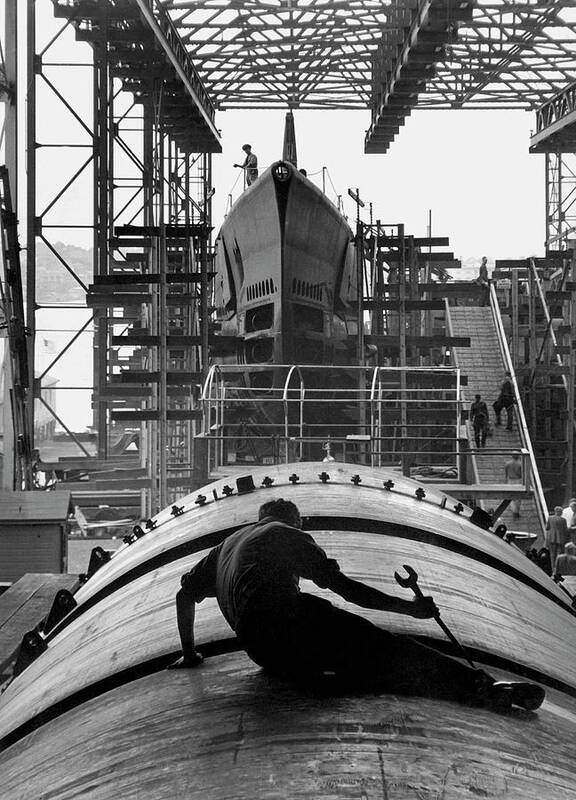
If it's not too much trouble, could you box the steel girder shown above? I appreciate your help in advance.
[160,1,576,115]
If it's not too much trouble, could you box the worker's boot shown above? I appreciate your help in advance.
[473,671,545,711]
[484,681,545,712]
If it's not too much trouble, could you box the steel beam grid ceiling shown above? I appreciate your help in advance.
[160,1,576,139]
[52,0,221,153]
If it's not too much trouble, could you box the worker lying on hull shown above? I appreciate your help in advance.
[169,499,545,712]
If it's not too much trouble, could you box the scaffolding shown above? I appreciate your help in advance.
[0,168,33,490]
[492,254,576,502]
[18,0,220,513]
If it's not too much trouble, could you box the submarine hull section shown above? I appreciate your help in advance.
[214,163,357,367]
[2,656,576,799]
[1,464,576,797]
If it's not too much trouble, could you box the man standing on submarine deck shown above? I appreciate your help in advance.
[234,144,258,186]
[169,498,545,711]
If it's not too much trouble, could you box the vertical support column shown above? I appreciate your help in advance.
[528,265,538,433]
[398,225,407,370]
[356,220,365,367]
[5,0,17,204]
[93,9,110,459]
[142,95,155,516]
[511,266,519,367]
[355,219,367,459]
[200,153,210,376]
[545,152,561,246]
[3,0,18,489]
[398,224,409,476]
[25,0,36,447]
[158,126,168,510]
[566,245,576,503]
[545,153,551,246]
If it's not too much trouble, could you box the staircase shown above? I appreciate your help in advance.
[450,306,543,541]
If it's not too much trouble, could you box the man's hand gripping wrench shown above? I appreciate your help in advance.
[394,564,477,670]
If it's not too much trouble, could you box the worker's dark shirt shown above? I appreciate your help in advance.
[500,379,514,404]
[179,517,341,632]
[470,400,489,426]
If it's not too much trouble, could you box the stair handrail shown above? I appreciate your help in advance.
[489,282,547,534]
[528,257,569,395]
[445,299,478,485]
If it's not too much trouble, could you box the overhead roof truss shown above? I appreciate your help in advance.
[160,1,576,114]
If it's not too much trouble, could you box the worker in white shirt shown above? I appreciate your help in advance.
[562,498,576,535]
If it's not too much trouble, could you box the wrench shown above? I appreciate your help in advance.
[394,564,477,669]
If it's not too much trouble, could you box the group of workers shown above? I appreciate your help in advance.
[469,376,523,518]
[470,373,516,449]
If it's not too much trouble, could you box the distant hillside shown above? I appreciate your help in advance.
[22,241,93,303]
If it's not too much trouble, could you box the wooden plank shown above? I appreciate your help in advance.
[516,365,571,375]
[363,300,445,311]
[88,294,197,307]
[376,236,450,247]
[114,224,209,238]
[116,371,202,385]
[97,386,191,398]
[495,260,529,269]
[111,335,202,347]
[36,457,138,471]
[493,269,529,280]
[96,386,154,398]
[383,252,455,263]
[110,409,202,422]
[109,237,152,248]
[92,478,153,490]
[365,334,470,348]
[546,291,572,302]
[93,273,212,285]
[86,293,152,307]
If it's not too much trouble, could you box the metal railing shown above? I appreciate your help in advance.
[489,282,548,534]
[201,364,462,474]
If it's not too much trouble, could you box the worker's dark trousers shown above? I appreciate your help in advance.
[473,421,487,448]
[237,594,486,704]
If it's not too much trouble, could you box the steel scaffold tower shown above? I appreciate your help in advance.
[20,0,220,512]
